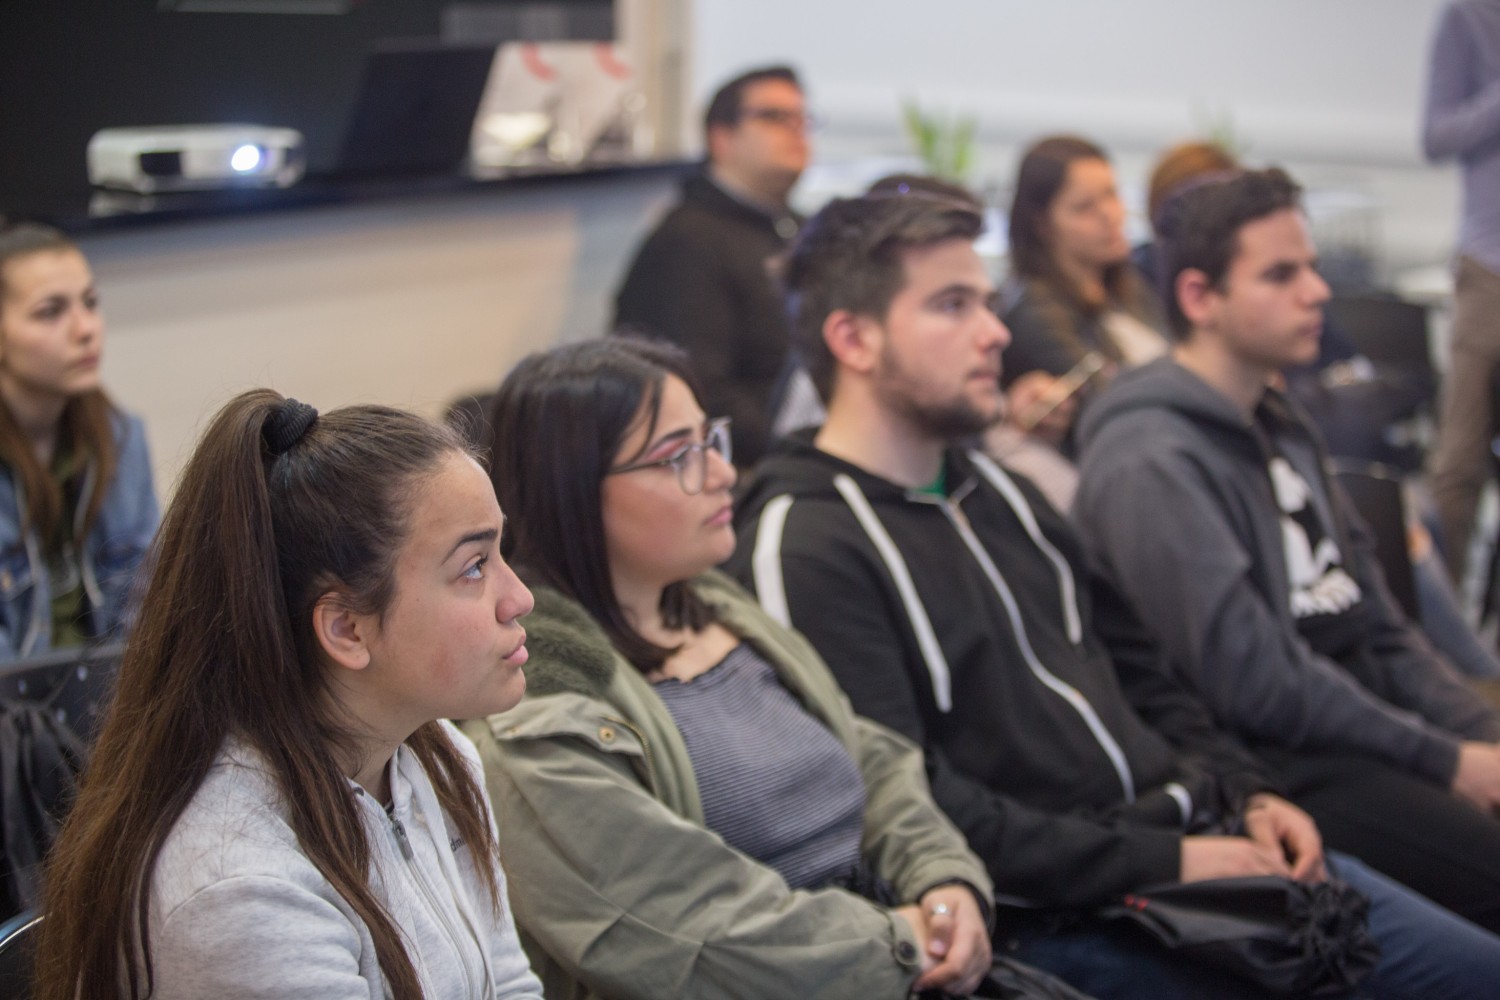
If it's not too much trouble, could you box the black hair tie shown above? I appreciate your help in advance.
[263,398,319,456]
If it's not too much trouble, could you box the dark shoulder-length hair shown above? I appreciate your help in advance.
[1007,134,1133,314]
[0,223,119,546]
[489,337,713,673]
[34,391,503,1000]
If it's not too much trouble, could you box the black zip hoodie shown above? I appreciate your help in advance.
[1074,358,1500,787]
[727,432,1274,907]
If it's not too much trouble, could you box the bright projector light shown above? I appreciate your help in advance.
[229,144,262,173]
[87,125,305,193]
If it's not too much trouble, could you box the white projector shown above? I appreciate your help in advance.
[87,124,306,194]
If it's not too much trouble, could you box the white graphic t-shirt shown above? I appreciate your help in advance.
[1267,454,1365,656]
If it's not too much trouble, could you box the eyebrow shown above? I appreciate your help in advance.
[643,418,709,456]
[445,527,498,563]
[926,282,992,302]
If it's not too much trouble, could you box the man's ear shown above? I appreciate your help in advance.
[822,309,881,377]
[312,593,372,673]
[705,122,734,165]
[1175,267,1220,332]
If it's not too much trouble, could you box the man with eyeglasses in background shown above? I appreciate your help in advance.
[614,65,813,467]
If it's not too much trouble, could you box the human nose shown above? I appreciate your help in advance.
[703,443,737,492]
[494,558,534,624]
[1103,194,1125,228]
[75,302,103,342]
[1305,269,1331,306]
[982,305,1012,351]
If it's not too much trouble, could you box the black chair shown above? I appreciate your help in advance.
[0,641,124,747]
[1314,295,1438,472]
[1333,463,1420,623]
[0,909,40,999]
[0,643,120,921]
[1324,295,1436,373]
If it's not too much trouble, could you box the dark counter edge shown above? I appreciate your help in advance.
[30,159,698,236]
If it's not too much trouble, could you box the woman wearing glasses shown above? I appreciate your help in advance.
[461,339,1072,999]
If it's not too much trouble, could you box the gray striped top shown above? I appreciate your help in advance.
[654,642,866,889]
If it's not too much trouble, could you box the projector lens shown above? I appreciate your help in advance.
[139,151,183,177]
[230,144,263,172]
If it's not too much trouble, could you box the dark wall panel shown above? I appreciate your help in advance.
[0,0,608,217]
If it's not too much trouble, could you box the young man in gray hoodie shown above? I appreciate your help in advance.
[1074,167,1500,932]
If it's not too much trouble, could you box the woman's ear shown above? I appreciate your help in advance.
[312,593,373,673]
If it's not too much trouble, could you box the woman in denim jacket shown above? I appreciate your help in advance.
[0,224,158,659]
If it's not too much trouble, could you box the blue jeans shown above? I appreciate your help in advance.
[997,852,1500,1000]
[1336,852,1500,1000]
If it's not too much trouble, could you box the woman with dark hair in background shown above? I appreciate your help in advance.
[33,390,543,999]
[464,338,1074,999]
[0,224,157,658]
[1001,136,1166,451]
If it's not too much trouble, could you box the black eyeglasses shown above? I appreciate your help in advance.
[738,107,821,132]
[606,417,733,495]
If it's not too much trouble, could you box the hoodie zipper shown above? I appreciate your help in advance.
[828,468,1136,802]
[387,811,489,1000]
[968,451,1083,645]
[937,498,1137,802]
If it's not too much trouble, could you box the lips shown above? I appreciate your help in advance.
[501,632,528,665]
[706,503,733,527]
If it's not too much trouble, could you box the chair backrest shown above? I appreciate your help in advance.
[0,641,124,747]
[1324,295,1434,375]
[0,909,40,1000]
[1333,464,1419,622]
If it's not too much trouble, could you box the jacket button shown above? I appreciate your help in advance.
[896,941,918,963]
[598,726,616,743]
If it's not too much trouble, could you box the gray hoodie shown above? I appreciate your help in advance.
[146,721,544,999]
[1074,358,1500,786]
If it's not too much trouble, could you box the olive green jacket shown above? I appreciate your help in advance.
[462,571,992,1000]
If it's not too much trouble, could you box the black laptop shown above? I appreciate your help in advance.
[336,40,497,176]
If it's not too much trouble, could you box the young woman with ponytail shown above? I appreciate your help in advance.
[32,390,544,999]
[0,223,157,657]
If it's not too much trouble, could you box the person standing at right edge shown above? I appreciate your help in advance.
[1424,0,1500,584]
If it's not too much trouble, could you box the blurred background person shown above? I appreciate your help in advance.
[1000,136,1166,455]
[0,223,157,660]
[614,65,811,467]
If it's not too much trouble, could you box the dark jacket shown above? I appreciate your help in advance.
[614,172,800,465]
[1074,359,1500,786]
[727,434,1276,908]
[999,270,1166,389]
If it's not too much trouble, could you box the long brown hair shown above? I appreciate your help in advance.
[33,390,504,1000]
[1007,135,1135,315]
[0,224,118,546]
